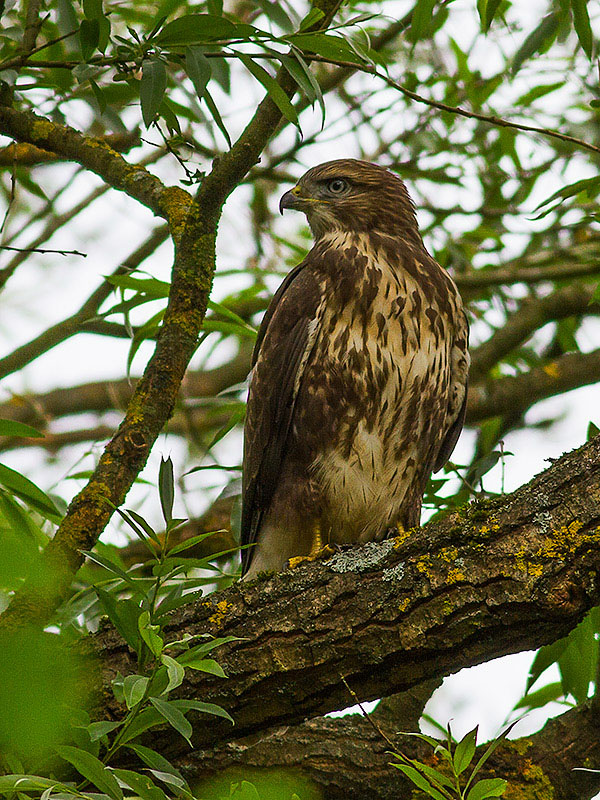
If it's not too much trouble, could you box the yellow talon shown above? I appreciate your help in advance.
[288,522,335,568]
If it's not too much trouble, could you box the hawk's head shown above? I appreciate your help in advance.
[279,159,419,240]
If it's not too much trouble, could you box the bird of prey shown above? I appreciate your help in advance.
[241,159,469,580]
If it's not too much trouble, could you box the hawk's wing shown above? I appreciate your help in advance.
[433,308,470,473]
[241,260,322,575]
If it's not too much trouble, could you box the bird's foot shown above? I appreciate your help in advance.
[287,544,335,569]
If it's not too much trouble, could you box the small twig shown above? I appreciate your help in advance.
[340,675,398,751]
[0,245,87,257]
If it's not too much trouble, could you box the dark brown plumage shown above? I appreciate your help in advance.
[241,159,469,579]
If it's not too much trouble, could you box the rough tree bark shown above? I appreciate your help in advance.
[88,435,600,798]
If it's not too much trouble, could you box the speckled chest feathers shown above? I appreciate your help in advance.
[293,230,463,542]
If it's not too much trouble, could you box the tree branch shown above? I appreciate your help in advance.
[0,105,190,227]
[177,697,600,800]
[470,283,599,381]
[92,436,600,755]
[467,348,600,423]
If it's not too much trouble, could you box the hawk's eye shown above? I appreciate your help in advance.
[326,178,349,195]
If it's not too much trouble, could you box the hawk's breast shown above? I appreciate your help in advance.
[293,233,458,542]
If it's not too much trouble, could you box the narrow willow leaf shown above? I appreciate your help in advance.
[149,698,192,745]
[179,657,227,677]
[0,463,60,520]
[200,87,231,146]
[390,764,447,800]
[466,777,507,800]
[570,0,593,59]
[140,59,167,127]
[138,610,164,656]
[160,655,185,692]
[514,681,565,710]
[79,18,99,60]
[125,744,189,790]
[95,588,142,650]
[185,46,211,100]
[0,419,43,438]
[171,698,234,724]
[483,0,503,31]
[158,456,174,525]
[238,54,299,129]
[55,746,123,800]
[110,769,169,800]
[512,13,560,74]
[454,726,478,775]
[86,720,122,742]
[409,0,436,41]
[155,14,236,44]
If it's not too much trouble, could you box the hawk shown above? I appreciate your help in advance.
[241,159,469,579]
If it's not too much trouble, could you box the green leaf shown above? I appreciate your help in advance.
[298,7,324,32]
[83,0,102,19]
[95,588,142,650]
[512,13,560,74]
[185,46,211,100]
[454,726,478,775]
[527,637,569,690]
[79,18,99,60]
[140,59,167,127]
[288,32,366,65]
[202,87,231,147]
[110,769,169,800]
[390,763,447,800]
[125,744,189,789]
[587,421,600,441]
[481,0,503,32]
[155,14,237,44]
[167,531,219,555]
[82,549,137,587]
[160,654,185,692]
[514,681,565,710]
[570,0,593,59]
[149,697,192,745]
[0,419,43,438]
[0,463,61,521]
[90,78,107,114]
[0,776,72,794]
[170,698,234,724]
[409,0,436,41]
[238,54,299,129]
[139,610,164,657]
[281,52,325,126]
[158,456,174,525]
[178,657,226,677]
[557,611,597,703]
[55,746,123,800]
[126,508,162,546]
[123,674,149,708]
[86,720,122,742]
[107,274,170,296]
[466,778,507,800]
[534,176,600,213]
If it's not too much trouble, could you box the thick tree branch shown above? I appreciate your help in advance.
[177,697,600,800]
[470,283,599,381]
[92,436,600,756]
[0,105,190,227]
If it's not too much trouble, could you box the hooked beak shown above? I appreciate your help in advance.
[279,186,303,214]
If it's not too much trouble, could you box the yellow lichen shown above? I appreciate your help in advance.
[542,362,560,379]
[398,597,411,612]
[208,599,231,627]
